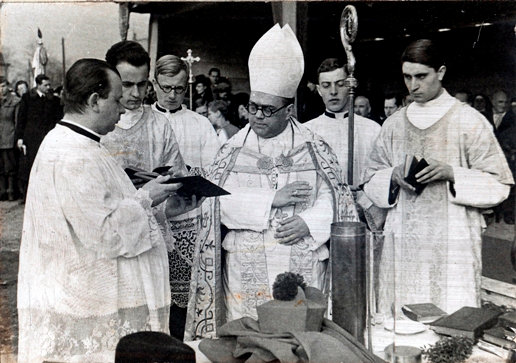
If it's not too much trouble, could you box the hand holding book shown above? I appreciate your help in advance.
[414,157,454,185]
[397,155,454,196]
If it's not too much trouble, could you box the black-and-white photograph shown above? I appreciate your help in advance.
[0,1,515,362]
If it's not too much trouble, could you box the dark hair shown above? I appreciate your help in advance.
[317,58,346,81]
[213,77,232,95]
[401,39,444,71]
[63,58,119,114]
[194,74,210,88]
[154,55,188,81]
[233,92,249,107]
[208,67,220,76]
[384,93,401,106]
[35,74,50,85]
[14,80,28,97]
[0,76,6,84]
[105,40,150,71]
[208,99,229,119]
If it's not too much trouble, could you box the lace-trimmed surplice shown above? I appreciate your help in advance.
[18,125,171,362]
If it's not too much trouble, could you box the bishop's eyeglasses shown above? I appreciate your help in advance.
[155,79,186,95]
[246,102,290,117]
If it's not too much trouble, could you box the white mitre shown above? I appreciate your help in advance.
[248,23,304,98]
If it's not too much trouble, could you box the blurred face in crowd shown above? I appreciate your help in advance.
[195,82,207,95]
[454,92,469,104]
[384,98,398,118]
[207,108,222,128]
[216,82,231,101]
[95,70,126,135]
[354,96,371,117]
[248,91,292,139]
[116,62,149,110]
[37,79,52,95]
[473,95,487,112]
[0,82,9,96]
[16,83,28,97]
[195,104,208,117]
[209,70,220,85]
[492,92,509,114]
[154,70,188,110]
[238,104,249,121]
[402,62,445,104]
[317,67,349,113]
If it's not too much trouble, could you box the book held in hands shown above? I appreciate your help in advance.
[124,166,230,198]
[403,154,429,195]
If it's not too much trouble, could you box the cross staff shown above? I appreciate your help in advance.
[340,6,358,186]
[181,49,200,110]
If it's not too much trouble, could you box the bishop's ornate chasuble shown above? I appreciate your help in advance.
[18,124,171,362]
[364,90,513,315]
[152,103,221,308]
[184,118,358,340]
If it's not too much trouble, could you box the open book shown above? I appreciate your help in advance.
[124,166,230,198]
[403,155,429,195]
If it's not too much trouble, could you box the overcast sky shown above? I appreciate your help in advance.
[1,2,149,84]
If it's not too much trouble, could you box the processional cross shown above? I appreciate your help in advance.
[181,49,200,110]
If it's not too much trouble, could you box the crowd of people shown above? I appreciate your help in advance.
[4,23,514,362]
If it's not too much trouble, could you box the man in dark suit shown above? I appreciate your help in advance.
[15,74,63,198]
[491,90,515,136]
[492,90,516,224]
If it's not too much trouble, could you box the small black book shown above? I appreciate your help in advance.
[429,306,501,340]
[403,155,429,195]
[124,166,230,198]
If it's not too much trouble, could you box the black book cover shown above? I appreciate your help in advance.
[124,166,230,198]
[166,175,230,198]
[429,306,501,340]
[403,156,429,195]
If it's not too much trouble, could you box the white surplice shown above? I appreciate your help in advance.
[151,104,220,170]
[305,112,381,187]
[220,122,334,321]
[363,90,514,314]
[17,124,171,362]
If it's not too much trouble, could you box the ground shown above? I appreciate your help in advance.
[0,200,23,362]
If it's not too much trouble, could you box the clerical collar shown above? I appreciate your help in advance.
[58,120,101,143]
[154,103,182,114]
[324,110,349,119]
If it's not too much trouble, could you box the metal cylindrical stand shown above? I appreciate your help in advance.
[331,221,367,343]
